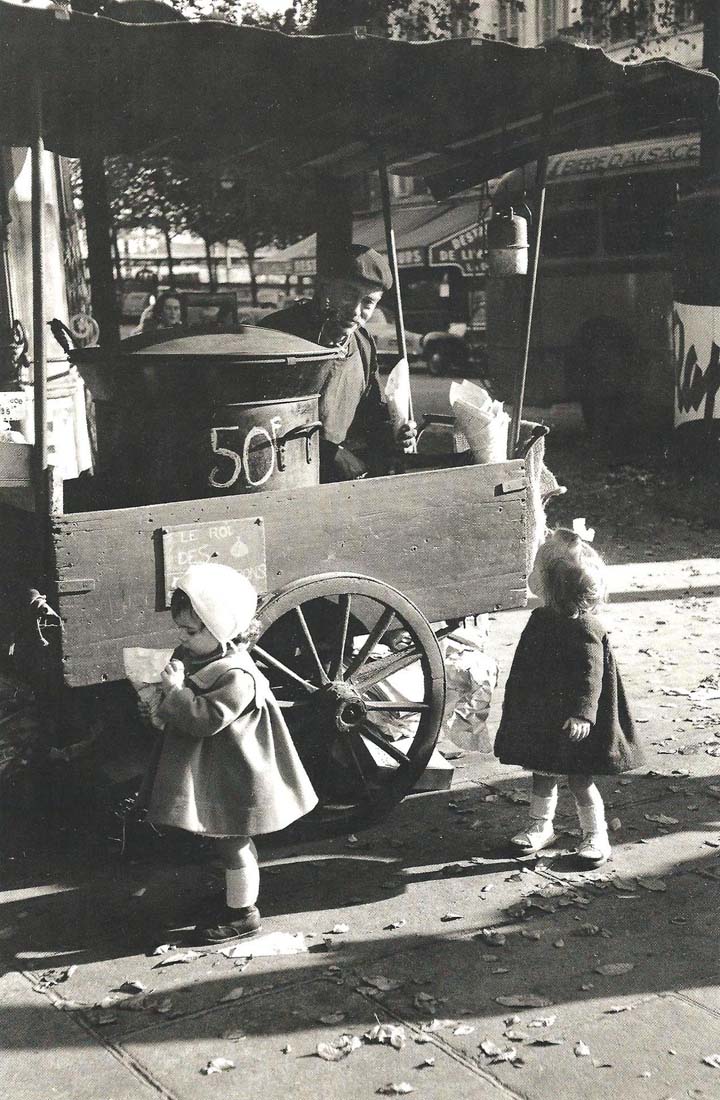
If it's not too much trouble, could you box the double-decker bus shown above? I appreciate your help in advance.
[486,132,701,436]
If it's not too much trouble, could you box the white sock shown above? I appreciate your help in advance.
[225,859,259,910]
[576,796,607,838]
[530,791,557,823]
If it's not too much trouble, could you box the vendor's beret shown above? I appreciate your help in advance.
[324,245,393,291]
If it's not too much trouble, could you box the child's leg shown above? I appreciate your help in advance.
[568,774,610,865]
[510,773,558,852]
[215,836,260,911]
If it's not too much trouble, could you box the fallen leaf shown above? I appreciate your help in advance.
[504,1028,528,1041]
[384,920,406,931]
[528,1016,557,1028]
[574,1041,591,1057]
[595,963,635,976]
[362,975,403,992]
[155,951,203,967]
[608,818,622,832]
[117,980,146,995]
[702,1054,720,1069]
[496,994,553,1008]
[316,1035,361,1061]
[420,1018,459,1033]
[417,1056,435,1068]
[220,1029,247,1041]
[151,944,178,955]
[281,1044,292,1054]
[413,992,437,1014]
[440,912,463,922]
[328,924,350,935]
[553,940,565,949]
[220,986,245,1003]
[453,1024,475,1036]
[605,1004,636,1014]
[201,1058,235,1075]
[533,1037,564,1046]
[479,1040,502,1056]
[644,813,679,826]
[364,1024,405,1049]
[636,877,667,893]
[521,930,542,941]
[319,1012,346,1025]
[376,1084,414,1095]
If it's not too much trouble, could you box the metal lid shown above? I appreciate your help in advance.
[72,325,341,364]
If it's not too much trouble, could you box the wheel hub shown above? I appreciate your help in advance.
[320,679,367,733]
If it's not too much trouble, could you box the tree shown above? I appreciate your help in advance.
[105,157,195,283]
[181,163,315,298]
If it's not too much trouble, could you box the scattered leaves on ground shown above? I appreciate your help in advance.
[316,1034,362,1061]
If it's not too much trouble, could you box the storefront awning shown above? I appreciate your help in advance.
[257,196,489,278]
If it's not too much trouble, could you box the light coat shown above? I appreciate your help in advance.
[143,647,318,836]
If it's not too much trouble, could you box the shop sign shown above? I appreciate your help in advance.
[672,301,720,427]
[397,247,427,267]
[547,135,701,184]
[429,223,487,277]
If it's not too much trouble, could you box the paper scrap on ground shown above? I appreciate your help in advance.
[218,932,307,958]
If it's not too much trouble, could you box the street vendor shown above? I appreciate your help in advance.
[260,245,416,482]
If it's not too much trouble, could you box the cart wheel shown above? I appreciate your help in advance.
[253,573,446,838]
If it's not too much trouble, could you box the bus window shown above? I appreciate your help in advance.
[602,174,677,256]
[541,179,599,258]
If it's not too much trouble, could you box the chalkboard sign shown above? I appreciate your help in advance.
[162,517,267,605]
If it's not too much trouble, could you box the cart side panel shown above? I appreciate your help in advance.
[51,461,528,687]
[0,504,44,658]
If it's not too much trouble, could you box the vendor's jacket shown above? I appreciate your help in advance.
[260,300,393,481]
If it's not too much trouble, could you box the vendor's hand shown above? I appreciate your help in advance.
[563,716,590,742]
[334,445,368,480]
[394,420,417,455]
[161,658,185,692]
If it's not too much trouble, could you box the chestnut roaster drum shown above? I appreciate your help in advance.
[70,327,339,504]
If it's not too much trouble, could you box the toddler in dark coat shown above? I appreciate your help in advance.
[494,528,644,867]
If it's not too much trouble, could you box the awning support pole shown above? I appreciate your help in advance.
[509,109,553,456]
[378,154,414,425]
[31,69,48,516]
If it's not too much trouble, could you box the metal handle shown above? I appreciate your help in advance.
[275,421,322,470]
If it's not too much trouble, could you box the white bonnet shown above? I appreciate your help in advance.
[175,563,257,646]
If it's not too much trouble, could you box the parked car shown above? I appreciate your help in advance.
[422,321,488,376]
[365,306,425,366]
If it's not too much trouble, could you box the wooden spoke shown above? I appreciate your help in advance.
[252,644,317,694]
[293,605,330,685]
[343,606,396,681]
[354,625,456,689]
[359,724,411,766]
[362,700,429,713]
[343,733,376,797]
[354,646,423,688]
[275,698,314,710]
[330,594,352,680]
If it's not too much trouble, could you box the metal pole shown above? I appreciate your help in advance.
[31,71,47,513]
[509,110,553,457]
[378,154,414,424]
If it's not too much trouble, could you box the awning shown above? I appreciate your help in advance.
[258,196,489,277]
[493,131,702,198]
[0,1,716,200]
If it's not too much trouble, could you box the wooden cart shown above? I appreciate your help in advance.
[0,446,531,835]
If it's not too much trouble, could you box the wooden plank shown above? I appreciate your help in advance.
[50,461,529,686]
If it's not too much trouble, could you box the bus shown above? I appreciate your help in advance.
[485,132,701,437]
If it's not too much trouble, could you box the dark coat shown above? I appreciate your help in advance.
[259,300,393,480]
[494,607,645,775]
